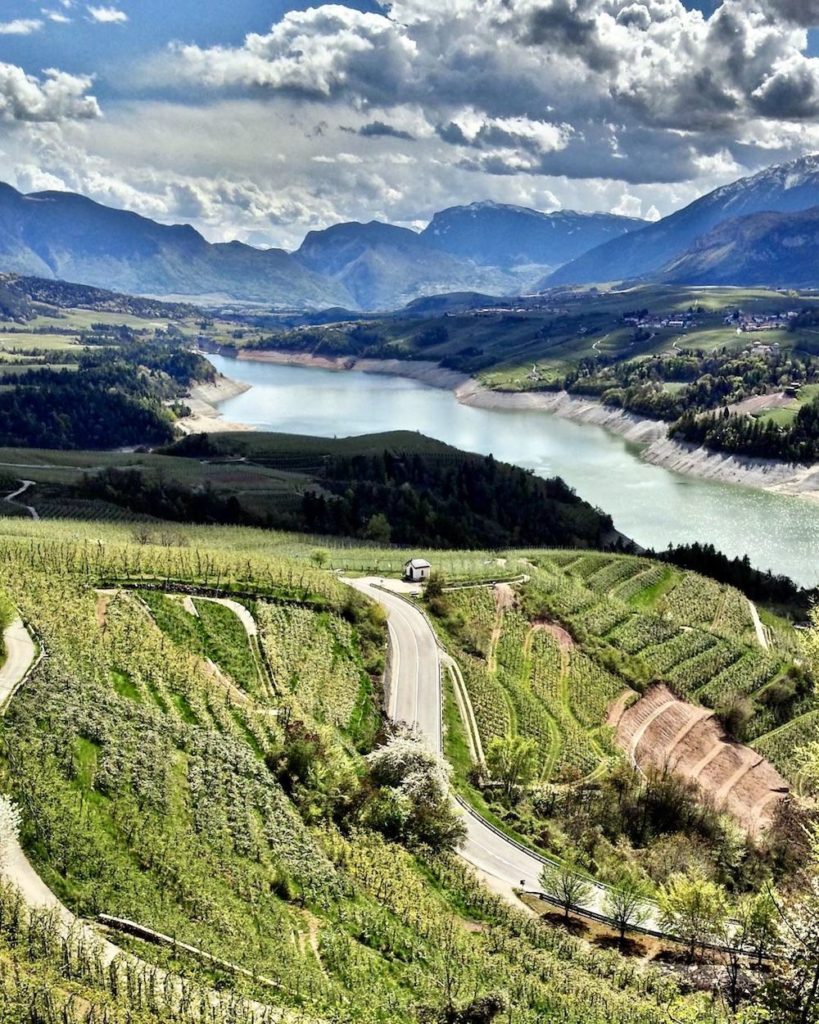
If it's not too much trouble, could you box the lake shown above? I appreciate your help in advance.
[207,353,819,587]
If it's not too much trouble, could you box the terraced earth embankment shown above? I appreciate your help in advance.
[616,683,789,834]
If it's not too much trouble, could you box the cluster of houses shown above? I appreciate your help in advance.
[722,311,800,332]
[447,303,569,318]
[618,308,802,336]
[621,312,698,330]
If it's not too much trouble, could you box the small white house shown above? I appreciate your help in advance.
[404,557,431,582]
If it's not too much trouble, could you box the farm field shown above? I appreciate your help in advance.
[428,545,819,907]
[0,518,714,1024]
[0,331,87,352]
[434,551,805,789]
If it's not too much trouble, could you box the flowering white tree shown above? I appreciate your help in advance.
[0,795,21,870]
[365,730,464,850]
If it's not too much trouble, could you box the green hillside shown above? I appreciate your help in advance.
[0,517,728,1024]
[0,429,617,550]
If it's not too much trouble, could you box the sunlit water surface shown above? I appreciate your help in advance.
[208,354,819,586]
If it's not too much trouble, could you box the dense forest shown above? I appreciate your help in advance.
[78,467,248,522]
[0,366,175,449]
[0,273,195,320]
[0,344,214,450]
[76,441,617,549]
[302,451,614,548]
[658,541,813,609]
[566,347,819,421]
[563,345,819,461]
[669,401,819,462]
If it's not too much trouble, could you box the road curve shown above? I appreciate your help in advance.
[346,578,659,926]
[4,481,39,521]
[347,578,442,748]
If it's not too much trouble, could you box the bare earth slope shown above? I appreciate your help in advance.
[616,684,788,834]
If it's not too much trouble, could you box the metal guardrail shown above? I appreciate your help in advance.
[520,890,770,958]
[345,579,778,961]
[457,799,777,957]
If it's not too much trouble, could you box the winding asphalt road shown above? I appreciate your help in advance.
[347,582,590,898]
[346,577,663,927]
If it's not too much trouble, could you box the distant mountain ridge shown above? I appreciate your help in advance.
[547,155,819,286]
[657,206,819,288]
[0,182,642,311]
[422,201,644,270]
[293,219,520,309]
[5,156,819,307]
[0,183,346,309]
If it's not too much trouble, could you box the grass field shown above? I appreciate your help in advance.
[756,382,819,426]
[24,309,185,331]
[0,332,86,352]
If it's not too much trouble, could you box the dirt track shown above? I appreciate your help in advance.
[533,619,575,650]
[728,392,796,416]
[615,684,788,834]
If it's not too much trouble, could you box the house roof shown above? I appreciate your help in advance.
[405,558,431,568]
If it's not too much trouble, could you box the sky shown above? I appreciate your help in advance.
[1,0,819,249]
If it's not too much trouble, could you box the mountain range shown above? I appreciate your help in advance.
[656,206,819,288]
[293,220,520,309]
[547,155,819,287]
[0,183,641,310]
[420,202,643,268]
[2,154,819,309]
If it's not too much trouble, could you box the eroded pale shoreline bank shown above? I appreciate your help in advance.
[201,348,819,502]
[177,375,254,435]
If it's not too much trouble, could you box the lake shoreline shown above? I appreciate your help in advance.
[212,348,819,502]
[176,374,254,435]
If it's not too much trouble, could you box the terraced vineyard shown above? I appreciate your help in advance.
[437,550,810,794]
[0,520,723,1024]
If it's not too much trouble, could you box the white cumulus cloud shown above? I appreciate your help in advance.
[86,5,127,24]
[0,64,100,122]
[0,19,44,35]
[3,0,819,247]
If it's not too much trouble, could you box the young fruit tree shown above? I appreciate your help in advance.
[602,868,651,945]
[539,861,594,921]
[658,870,728,961]
[486,734,538,803]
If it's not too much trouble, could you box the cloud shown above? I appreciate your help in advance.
[4,0,819,249]
[358,121,416,140]
[2,96,719,251]
[0,64,100,122]
[762,0,819,25]
[752,55,819,118]
[86,5,127,23]
[611,192,644,218]
[0,19,44,35]
[158,7,415,100]
[143,0,819,168]
[43,10,73,24]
